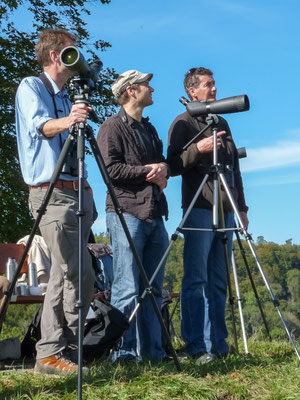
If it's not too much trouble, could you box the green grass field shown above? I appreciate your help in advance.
[1,340,299,400]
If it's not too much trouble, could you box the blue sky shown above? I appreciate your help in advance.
[83,0,300,245]
[11,0,300,244]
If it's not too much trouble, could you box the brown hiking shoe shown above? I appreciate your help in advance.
[34,353,89,376]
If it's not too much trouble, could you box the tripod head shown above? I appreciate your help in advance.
[70,81,100,124]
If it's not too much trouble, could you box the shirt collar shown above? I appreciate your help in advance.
[44,71,68,97]
[120,107,149,128]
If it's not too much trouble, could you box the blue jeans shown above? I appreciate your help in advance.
[106,212,169,361]
[181,208,234,356]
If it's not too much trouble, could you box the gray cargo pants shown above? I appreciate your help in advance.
[29,186,95,360]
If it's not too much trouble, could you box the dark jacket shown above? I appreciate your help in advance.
[167,111,248,213]
[97,109,168,221]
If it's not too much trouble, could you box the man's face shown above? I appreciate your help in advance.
[189,74,217,102]
[135,80,154,107]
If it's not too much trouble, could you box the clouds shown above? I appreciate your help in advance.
[214,0,255,15]
[241,136,300,172]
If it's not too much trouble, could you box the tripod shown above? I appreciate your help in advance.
[0,79,180,399]
[231,229,273,353]
[154,113,300,360]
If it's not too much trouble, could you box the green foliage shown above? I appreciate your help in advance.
[164,235,184,293]
[94,231,110,245]
[228,239,300,340]
[0,0,117,243]
[165,237,300,341]
[1,303,40,340]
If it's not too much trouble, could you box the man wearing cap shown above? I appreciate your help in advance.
[97,70,169,362]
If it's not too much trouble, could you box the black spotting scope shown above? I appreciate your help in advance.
[180,94,250,117]
[60,46,103,86]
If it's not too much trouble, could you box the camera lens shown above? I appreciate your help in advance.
[61,48,78,66]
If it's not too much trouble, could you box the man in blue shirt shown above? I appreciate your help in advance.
[15,29,95,375]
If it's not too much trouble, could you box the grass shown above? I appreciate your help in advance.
[1,340,300,399]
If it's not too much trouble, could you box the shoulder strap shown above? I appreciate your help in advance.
[38,72,59,119]
[38,72,55,96]
[38,72,63,148]
[118,106,128,123]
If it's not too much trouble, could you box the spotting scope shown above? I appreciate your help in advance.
[180,94,250,117]
[60,46,103,86]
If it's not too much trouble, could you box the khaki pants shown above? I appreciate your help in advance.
[29,186,94,359]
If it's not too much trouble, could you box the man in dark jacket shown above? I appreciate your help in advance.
[167,67,248,364]
[97,70,169,362]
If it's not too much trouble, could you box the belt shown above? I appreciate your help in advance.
[30,179,89,191]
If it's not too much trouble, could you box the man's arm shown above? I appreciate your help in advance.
[232,141,249,230]
[41,103,92,137]
[167,119,200,176]
[239,211,249,230]
[167,117,225,176]
[16,77,91,139]
[97,118,150,184]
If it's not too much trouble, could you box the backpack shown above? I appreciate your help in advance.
[83,298,129,360]
[21,305,43,357]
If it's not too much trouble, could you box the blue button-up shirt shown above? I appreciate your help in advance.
[15,72,78,185]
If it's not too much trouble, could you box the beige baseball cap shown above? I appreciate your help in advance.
[111,70,153,97]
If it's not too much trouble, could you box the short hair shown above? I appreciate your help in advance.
[116,82,140,106]
[35,29,77,67]
[184,67,213,100]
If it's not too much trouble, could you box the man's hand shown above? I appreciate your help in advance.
[67,103,93,128]
[196,130,226,153]
[42,103,93,137]
[144,162,168,192]
[239,211,249,231]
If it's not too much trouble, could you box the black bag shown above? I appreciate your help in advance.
[83,298,129,360]
[21,297,129,360]
[21,305,43,357]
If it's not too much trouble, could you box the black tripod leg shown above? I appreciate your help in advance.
[169,296,180,324]
[234,230,272,341]
[218,181,239,353]
[87,131,181,371]
[76,123,87,400]
[0,133,75,326]
[219,171,300,360]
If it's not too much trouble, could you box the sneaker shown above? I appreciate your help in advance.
[63,345,78,363]
[195,353,217,365]
[34,353,89,376]
[191,351,206,359]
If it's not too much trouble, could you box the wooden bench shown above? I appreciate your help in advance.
[0,243,44,304]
